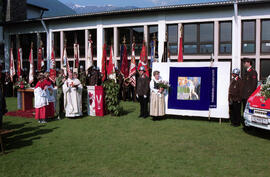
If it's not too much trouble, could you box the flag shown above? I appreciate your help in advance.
[17,48,22,78]
[29,48,34,84]
[87,39,93,69]
[9,48,15,82]
[101,44,107,82]
[150,40,155,68]
[161,41,168,62]
[120,44,129,79]
[74,43,80,68]
[129,42,136,87]
[37,48,44,71]
[138,42,149,77]
[178,25,183,62]
[49,47,56,82]
[107,46,116,81]
[62,47,67,68]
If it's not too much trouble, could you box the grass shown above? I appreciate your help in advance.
[1,97,270,177]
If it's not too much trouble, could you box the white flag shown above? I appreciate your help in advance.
[29,48,34,84]
[87,40,93,69]
[10,48,15,82]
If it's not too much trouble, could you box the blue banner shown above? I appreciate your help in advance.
[168,67,213,111]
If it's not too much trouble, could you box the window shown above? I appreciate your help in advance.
[10,35,17,61]
[167,24,178,56]
[56,61,61,70]
[88,29,97,57]
[260,59,270,81]
[76,30,85,58]
[148,25,158,57]
[64,30,85,58]
[183,23,214,54]
[261,20,270,53]
[64,31,75,58]
[118,26,144,56]
[242,20,256,54]
[53,32,60,58]
[19,33,37,60]
[219,22,232,54]
[104,28,113,56]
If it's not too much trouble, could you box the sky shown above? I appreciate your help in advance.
[58,0,229,7]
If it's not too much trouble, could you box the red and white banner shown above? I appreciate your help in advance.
[17,48,22,78]
[10,48,15,82]
[29,48,34,84]
[87,86,104,116]
[50,47,56,82]
[178,25,183,62]
[107,46,116,81]
[129,42,136,87]
[37,48,44,71]
[87,39,93,69]
[74,43,80,68]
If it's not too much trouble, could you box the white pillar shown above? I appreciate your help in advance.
[85,29,89,70]
[96,20,104,70]
[232,2,241,70]
[158,14,166,63]
[60,31,64,69]
[114,27,118,58]
[255,19,261,80]
[214,21,219,62]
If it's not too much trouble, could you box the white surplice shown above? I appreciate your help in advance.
[34,87,48,108]
[63,78,83,117]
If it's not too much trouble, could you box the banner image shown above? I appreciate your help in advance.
[152,62,230,119]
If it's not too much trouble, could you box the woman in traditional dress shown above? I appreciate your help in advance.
[34,74,48,123]
[150,70,165,120]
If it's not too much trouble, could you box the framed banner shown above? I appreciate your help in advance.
[152,62,230,119]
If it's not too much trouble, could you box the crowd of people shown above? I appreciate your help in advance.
[0,57,259,126]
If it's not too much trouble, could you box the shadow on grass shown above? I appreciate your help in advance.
[243,127,270,140]
[2,121,59,153]
[160,114,230,123]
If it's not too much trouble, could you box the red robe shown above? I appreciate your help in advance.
[35,81,46,120]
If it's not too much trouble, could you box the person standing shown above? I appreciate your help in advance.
[79,66,87,115]
[34,74,48,123]
[136,66,150,118]
[242,58,258,113]
[150,70,166,120]
[229,68,243,127]
[44,72,55,119]
[55,69,65,119]
[63,72,83,118]
[0,85,7,128]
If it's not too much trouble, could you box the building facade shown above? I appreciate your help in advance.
[3,0,270,80]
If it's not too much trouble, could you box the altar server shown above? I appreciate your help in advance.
[63,72,83,117]
[34,74,48,123]
[44,72,55,119]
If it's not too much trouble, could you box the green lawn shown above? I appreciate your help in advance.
[1,97,270,177]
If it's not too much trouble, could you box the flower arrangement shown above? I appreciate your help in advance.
[158,80,170,89]
[14,77,30,89]
[260,82,270,101]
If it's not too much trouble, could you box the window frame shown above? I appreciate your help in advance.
[261,19,270,54]
[183,22,214,55]
[241,20,256,54]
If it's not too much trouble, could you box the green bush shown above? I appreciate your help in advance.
[103,79,123,116]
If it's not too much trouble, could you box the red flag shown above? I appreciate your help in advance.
[37,48,43,71]
[10,48,15,82]
[74,43,79,68]
[138,42,149,77]
[17,48,22,78]
[49,47,56,82]
[129,42,136,87]
[178,26,183,62]
[120,44,129,79]
[107,46,115,76]
[29,48,34,84]
[101,44,107,82]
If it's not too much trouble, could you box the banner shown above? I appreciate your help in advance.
[87,86,96,116]
[152,62,230,119]
[87,86,104,116]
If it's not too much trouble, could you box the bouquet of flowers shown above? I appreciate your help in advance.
[158,80,170,89]
[261,82,270,101]
[14,77,30,89]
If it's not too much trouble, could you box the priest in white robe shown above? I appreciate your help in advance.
[63,72,83,117]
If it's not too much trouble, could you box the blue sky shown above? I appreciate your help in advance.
[58,0,229,7]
